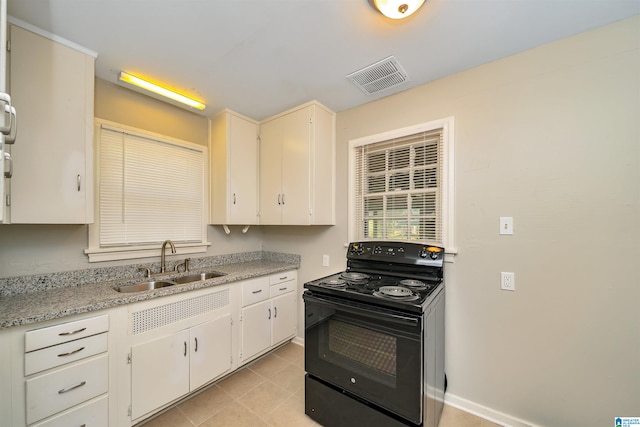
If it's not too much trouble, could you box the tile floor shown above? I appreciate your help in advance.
[140,342,500,427]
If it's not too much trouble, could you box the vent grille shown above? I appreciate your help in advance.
[131,289,229,335]
[347,56,410,95]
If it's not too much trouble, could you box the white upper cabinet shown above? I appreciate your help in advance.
[210,109,259,225]
[259,101,335,225]
[8,23,95,224]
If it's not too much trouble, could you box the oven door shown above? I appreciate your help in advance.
[304,291,423,424]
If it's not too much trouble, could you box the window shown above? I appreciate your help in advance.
[349,117,454,252]
[86,121,209,262]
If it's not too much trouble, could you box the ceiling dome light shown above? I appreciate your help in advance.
[371,0,426,19]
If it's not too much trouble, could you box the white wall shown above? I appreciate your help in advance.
[263,15,640,427]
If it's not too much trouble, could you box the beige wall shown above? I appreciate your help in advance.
[0,78,262,276]
[0,15,637,427]
[263,16,640,427]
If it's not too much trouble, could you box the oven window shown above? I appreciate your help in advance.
[324,318,397,387]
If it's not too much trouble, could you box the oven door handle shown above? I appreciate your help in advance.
[304,292,420,327]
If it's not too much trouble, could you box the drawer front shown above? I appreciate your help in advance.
[31,395,108,427]
[241,277,270,307]
[25,332,108,376]
[26,354,109,425]
[270,280,295,298]
[269,271,296,286]
[25,314,109,352]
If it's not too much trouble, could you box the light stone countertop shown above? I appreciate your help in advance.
[0,253,300,330]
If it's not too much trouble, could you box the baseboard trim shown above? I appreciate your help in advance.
[444,393,539,427]
[291,336,304,346]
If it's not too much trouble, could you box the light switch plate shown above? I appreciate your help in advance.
[500,217,513,235]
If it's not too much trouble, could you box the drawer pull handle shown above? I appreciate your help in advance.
[274,307,278,318]
[268,308,271,320]
[57,346,85,357]
[279,287,287,291]
[58,381,86,394]
[58,327,86,336]
[279,276,287,280]
[184,341,187,357]
[194,337,198,352]
[252,289,263,294]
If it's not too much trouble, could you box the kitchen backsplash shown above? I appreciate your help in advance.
[0,251,300,297]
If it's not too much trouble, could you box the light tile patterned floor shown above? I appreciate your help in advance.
[140,342,499,427]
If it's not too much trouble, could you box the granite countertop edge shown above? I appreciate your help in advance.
[0,257,299,330]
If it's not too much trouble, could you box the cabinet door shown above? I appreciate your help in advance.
[280,107,311,225]
[241,300,272,362]
[9,25,94,223]
[258,118,283,224]
[272,292,296,345]
[228,114,258,224]
[190,315,232,391]
[131,330,190,420]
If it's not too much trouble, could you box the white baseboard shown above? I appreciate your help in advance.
[291,336,304,346]
[444,393,540,427]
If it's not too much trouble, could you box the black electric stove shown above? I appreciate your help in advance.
[303,241,446,427]
[304,241,444,314]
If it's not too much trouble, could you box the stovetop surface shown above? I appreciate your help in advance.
[303,270,443,314]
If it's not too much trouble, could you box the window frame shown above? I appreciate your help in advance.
[85,119,210,262]
[348,117,456,259]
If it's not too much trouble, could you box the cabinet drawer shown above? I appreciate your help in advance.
[26,354,108,424]
[25,332,108,376]
[270,271,296,285]
[25,314,109,352]
[31,395,108,427]
[270,280,295,298]
[241,277,270,307]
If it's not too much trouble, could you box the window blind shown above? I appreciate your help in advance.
[353,129,443,242]
[99,126,205,247]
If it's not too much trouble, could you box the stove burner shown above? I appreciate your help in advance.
[340,272,369,281]
[399,279,426,289]
[373,286,420,301]
[320,278,347,288]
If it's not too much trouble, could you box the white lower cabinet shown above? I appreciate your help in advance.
[0,312,115,427]
[26,354,109,424]
[240,271,297,365]
[128,286,233,423]
[31,395,108,427]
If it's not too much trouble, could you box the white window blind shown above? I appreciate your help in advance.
[353,129,444,242]
[98,126,205,247]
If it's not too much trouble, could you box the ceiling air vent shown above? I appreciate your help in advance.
[347,56,410,95]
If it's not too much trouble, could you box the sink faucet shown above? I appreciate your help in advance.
[160,240,176,273]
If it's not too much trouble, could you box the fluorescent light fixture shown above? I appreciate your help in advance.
[370,0,426,19]
[118,71,206,111]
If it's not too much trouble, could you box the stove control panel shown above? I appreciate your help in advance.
[347,241,444,266]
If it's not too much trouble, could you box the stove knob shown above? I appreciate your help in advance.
[430,251,439,260]
[419,249,428,258]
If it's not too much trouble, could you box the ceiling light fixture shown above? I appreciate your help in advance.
[118,71,206,111]
[370,0,426,19]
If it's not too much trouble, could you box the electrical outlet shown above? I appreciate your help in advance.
[501,272,515,291]
[322,255,330,267]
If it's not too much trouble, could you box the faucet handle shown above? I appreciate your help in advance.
[174,258,191,273]
[139,266,151,278]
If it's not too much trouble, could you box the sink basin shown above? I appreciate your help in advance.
[172,271,227,284]
[116,280,176,293]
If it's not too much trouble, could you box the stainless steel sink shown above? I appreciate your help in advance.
[172,271,227,284]
[116,280,177,293]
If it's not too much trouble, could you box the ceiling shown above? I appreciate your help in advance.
[7,1,639,121]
